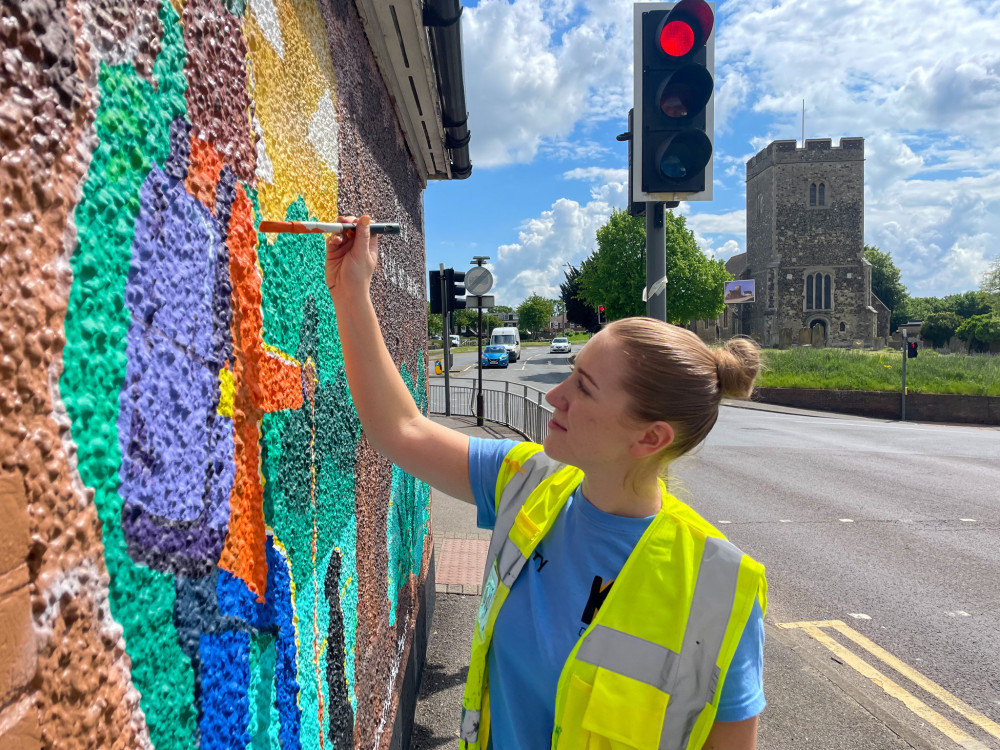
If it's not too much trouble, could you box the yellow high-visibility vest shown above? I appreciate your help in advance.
[459,442,767,750]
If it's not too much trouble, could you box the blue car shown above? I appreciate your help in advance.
[481,344,509,368]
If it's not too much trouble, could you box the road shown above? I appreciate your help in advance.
[430,342,1000,749]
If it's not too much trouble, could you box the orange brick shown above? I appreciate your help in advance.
[0,586,37,703]
[0,473,29,576]
[0,696,41,750]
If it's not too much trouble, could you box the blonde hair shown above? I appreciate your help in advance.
[605,318,761,463]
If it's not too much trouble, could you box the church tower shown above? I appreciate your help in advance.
[742,137,879,347]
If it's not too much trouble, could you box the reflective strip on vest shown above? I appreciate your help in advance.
[577,625,679,691]
[460,707,481,743]
[481,449,562,591]
[496,536,529,588]
[660,536,743,750]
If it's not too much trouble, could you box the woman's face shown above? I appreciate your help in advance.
[543,332,644,471]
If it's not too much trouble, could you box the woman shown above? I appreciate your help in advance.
[327,216,767,750]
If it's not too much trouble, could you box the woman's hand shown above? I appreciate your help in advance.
[325,214,379,301]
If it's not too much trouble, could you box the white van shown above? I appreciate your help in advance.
[489,327,521,363]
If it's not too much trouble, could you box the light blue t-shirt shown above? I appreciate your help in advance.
[469,438,765,750]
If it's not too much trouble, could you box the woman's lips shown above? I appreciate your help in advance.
[548,418,567,432]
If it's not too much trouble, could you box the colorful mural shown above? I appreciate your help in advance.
[0,0,431,747]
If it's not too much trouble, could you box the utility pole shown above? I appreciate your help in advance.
[440,263,451,416]
[468,256,493,427]
[901,329,907,422]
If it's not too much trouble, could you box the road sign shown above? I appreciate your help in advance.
[465,266,494,296]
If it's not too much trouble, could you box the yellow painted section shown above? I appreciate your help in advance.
[781,619,997,749]
[244,0,339,223]
[218,367,235,417]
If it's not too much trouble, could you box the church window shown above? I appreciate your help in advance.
[840,322,846,332]
[809,183,817,206]
[818,182,826,205]
[805,273,833,310]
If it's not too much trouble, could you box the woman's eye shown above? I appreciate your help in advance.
[576,379,589,396]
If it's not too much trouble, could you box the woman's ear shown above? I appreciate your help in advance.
[629,421,675,459]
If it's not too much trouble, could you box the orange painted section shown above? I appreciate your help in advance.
[186,137,224,213]
[218,185,302,600]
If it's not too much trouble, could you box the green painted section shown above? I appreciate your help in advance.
[386,356,431,625]
[255,194,362,742]
[246,634,280,750]
[59,1,197,747]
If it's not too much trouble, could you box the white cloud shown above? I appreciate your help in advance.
[491,171,629,304]
[462,0,634,167]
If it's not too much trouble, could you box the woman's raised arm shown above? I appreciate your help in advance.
[326,215,474,504]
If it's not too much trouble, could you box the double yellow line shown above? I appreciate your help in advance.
[779,620,1000,750]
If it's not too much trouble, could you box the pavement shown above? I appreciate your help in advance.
[408,413,972,750]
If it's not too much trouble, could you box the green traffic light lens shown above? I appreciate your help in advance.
[655,131,713,183]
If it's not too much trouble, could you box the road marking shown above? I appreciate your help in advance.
[779,519,792,523]
[848,613,871,620]
[718,520,731,524]
[946,611,971,618]
[960,518,977,523]
[779,619,1000,747]
[840,518,854,523]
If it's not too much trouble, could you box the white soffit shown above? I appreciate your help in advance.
[355,0,450,183]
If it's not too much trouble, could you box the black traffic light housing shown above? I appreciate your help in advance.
[907,341,918,358]
[446,268,467,312]
[633,0,715,202]
[598,304,606,324]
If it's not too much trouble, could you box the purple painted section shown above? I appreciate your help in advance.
[117,165,235,574]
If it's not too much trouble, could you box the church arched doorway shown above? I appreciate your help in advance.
[808,318,828,345]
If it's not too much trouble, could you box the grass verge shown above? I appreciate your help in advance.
[757,348,1000,396]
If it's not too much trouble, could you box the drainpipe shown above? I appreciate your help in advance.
[424,0,472,179]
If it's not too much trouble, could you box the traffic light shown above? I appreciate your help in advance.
[446,268,467,312]
[907,341,918,358]
[633,0,715,202]
[429,269,444,314]
[598,304,606,324]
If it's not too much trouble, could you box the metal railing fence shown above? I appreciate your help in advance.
[428,379,553,444]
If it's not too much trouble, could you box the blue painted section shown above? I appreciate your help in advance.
[200,631,251,750]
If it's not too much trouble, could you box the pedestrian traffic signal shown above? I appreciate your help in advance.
[907,341,918,358]
[633,0,715,202]
[446,268,467,312]
[598,304,606,324]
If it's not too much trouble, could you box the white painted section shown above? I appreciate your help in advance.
[840,518,854,523]
[960,518,977,522]
[946,611,971,617]
[308,90,340,173]
[249,0,285,59]
[252,114,275,184]
[848,613,871,620]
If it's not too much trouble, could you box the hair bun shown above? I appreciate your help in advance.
[715,338,761,399]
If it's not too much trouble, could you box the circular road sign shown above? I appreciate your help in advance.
[465,266,494,296]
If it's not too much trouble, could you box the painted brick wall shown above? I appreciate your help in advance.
[0,0,431,747]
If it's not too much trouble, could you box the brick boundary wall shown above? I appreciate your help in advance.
[752,387,1000,426]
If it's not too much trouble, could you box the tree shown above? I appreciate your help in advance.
[560,265,599,333]
[920,312,961,348]
[516,294,555,337]
[981,256,1000,313]
[944,291,990,319]
[427,302,442,336]
[575,209,729,326]
[956,314,1000,353]
[864,244,908,330]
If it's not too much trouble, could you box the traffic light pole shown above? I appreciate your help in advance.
[901,329,907,422]
[440,263,452,416]
[646,202,667,321]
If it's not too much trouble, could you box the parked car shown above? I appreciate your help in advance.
[481,344,509,368]
[449,334,460,348]
[550,336,572,354]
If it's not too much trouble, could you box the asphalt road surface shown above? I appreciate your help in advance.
[431,342,1000,749]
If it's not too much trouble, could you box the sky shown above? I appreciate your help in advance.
[422,0,1000,309]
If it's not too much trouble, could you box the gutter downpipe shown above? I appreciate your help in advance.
[424,0,472,179]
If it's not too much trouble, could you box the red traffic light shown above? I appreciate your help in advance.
[599,305,605,312]
[657,0,714,58]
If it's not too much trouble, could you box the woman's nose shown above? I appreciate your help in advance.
[546,381,566,409]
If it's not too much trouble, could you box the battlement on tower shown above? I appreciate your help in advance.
[747,137,864,180]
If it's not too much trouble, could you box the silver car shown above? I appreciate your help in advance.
[549,337,571,354]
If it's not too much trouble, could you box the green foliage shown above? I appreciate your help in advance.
[517,294,555,334]
[907,291,989,322]
[864,244,908,329]
[956,314,1000,352]
[576,209,729,325]
[758,348,1000,396]
[427,302,442,336]
[920,312,961,348]
[560,264,599,332]
[452,308,500,338]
